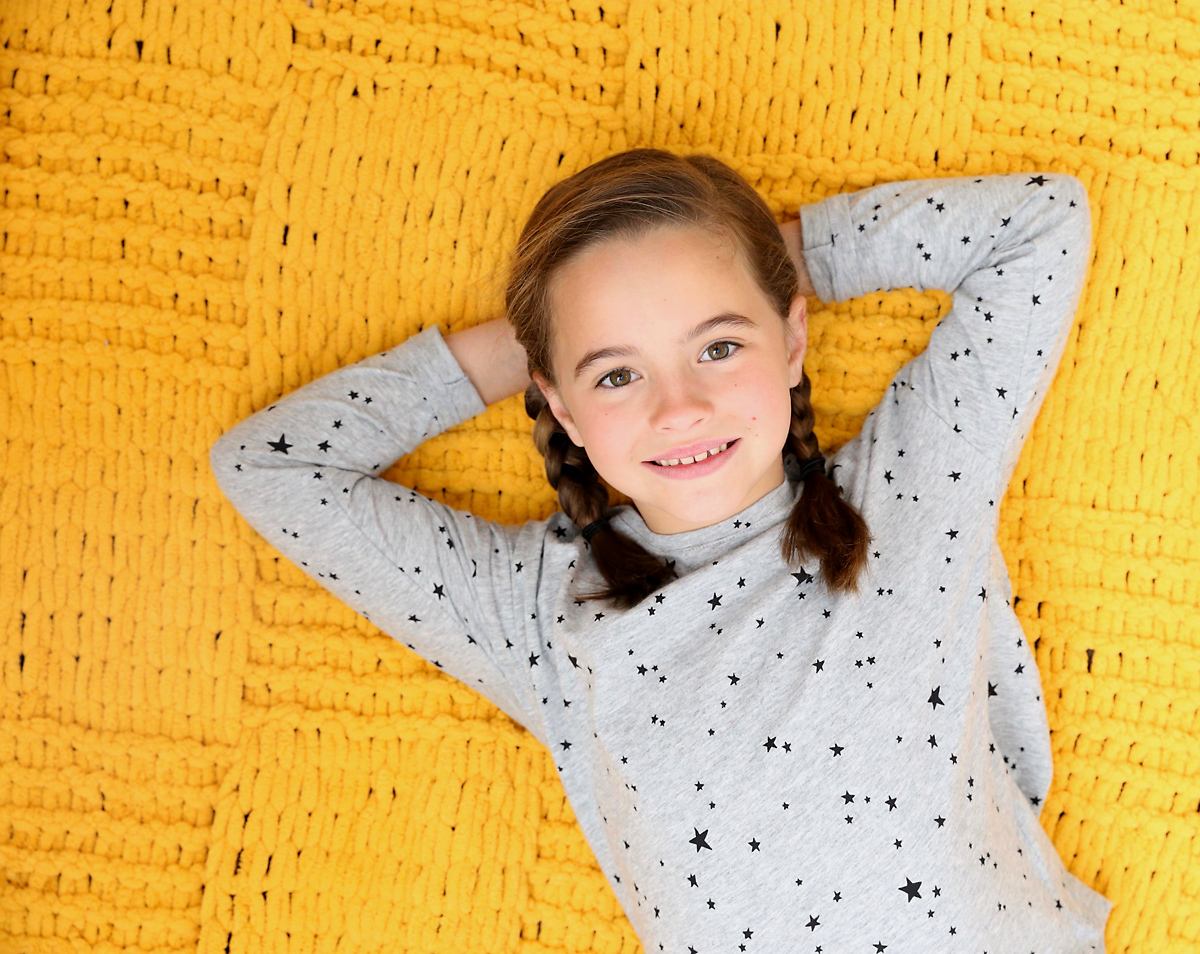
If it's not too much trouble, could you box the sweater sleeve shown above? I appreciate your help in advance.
[983,540,1054,811]
[799,172,1093,495]
[209,324,551,747]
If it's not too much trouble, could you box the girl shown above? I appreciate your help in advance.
[211,149,1113,951]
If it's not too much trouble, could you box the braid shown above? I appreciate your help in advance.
[530,401,609,527]
[779,371,872,593]
[525,383,678,608]
[785,370,821,462]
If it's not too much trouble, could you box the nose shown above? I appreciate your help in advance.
[646,371,714,432]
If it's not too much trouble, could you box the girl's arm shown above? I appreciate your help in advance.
[209,325,552,747]
[796,173,1092,493]
[795,174,1092,814]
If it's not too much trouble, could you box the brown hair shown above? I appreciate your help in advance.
[505,148,871,609]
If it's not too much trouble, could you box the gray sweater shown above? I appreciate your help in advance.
[211,172,1113,952]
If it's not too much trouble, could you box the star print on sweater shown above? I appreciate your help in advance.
[211,173,1111,953]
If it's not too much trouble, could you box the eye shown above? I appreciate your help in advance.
[592,340,739,388]
[701,341,740,361]
[592,369,633,391]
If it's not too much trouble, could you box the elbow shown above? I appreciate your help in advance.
[209,438,223,473]
[209,430,236,494]
[1057,174,1093,247]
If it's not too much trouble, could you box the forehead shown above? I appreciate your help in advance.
[548,225,761,343]
[555,224,748,294]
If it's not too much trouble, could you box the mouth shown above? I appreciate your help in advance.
[646,438,739,468]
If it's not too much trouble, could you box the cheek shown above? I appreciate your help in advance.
[749,384,794,441]
[580,406,623,454]
[742,379,786,419]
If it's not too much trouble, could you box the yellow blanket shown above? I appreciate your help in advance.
[2,1,1196,951]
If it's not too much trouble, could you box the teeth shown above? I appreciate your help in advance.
[655,441,730,467]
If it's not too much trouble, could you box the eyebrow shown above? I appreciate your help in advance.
[573,313,758,380]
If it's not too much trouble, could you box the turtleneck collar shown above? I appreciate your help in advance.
[606,452,816,560]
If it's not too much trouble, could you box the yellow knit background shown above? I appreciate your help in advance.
[1,0,1197,951]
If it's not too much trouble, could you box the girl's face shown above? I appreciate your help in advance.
[533,225,808,535]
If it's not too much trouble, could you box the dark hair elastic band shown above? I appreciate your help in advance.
[797,454,827,482]
[581,518,610,541]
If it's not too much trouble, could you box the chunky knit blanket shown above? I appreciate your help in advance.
[2,1,1196,952]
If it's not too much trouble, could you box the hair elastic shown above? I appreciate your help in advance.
[581,518,610,542]
[796,454,827,482]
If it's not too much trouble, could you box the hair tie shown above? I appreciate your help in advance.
[580,518,610,542]
[796,453,827,482]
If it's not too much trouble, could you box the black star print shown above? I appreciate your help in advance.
[900,878,922,901]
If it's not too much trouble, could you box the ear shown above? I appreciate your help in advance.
[531,371,585,447]
[785,293,808,389]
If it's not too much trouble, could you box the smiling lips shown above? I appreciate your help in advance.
[641,437,741,479]
[650,441,734,467]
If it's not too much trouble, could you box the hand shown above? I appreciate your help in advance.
[444,318,533,407]
[779,217,816,299]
